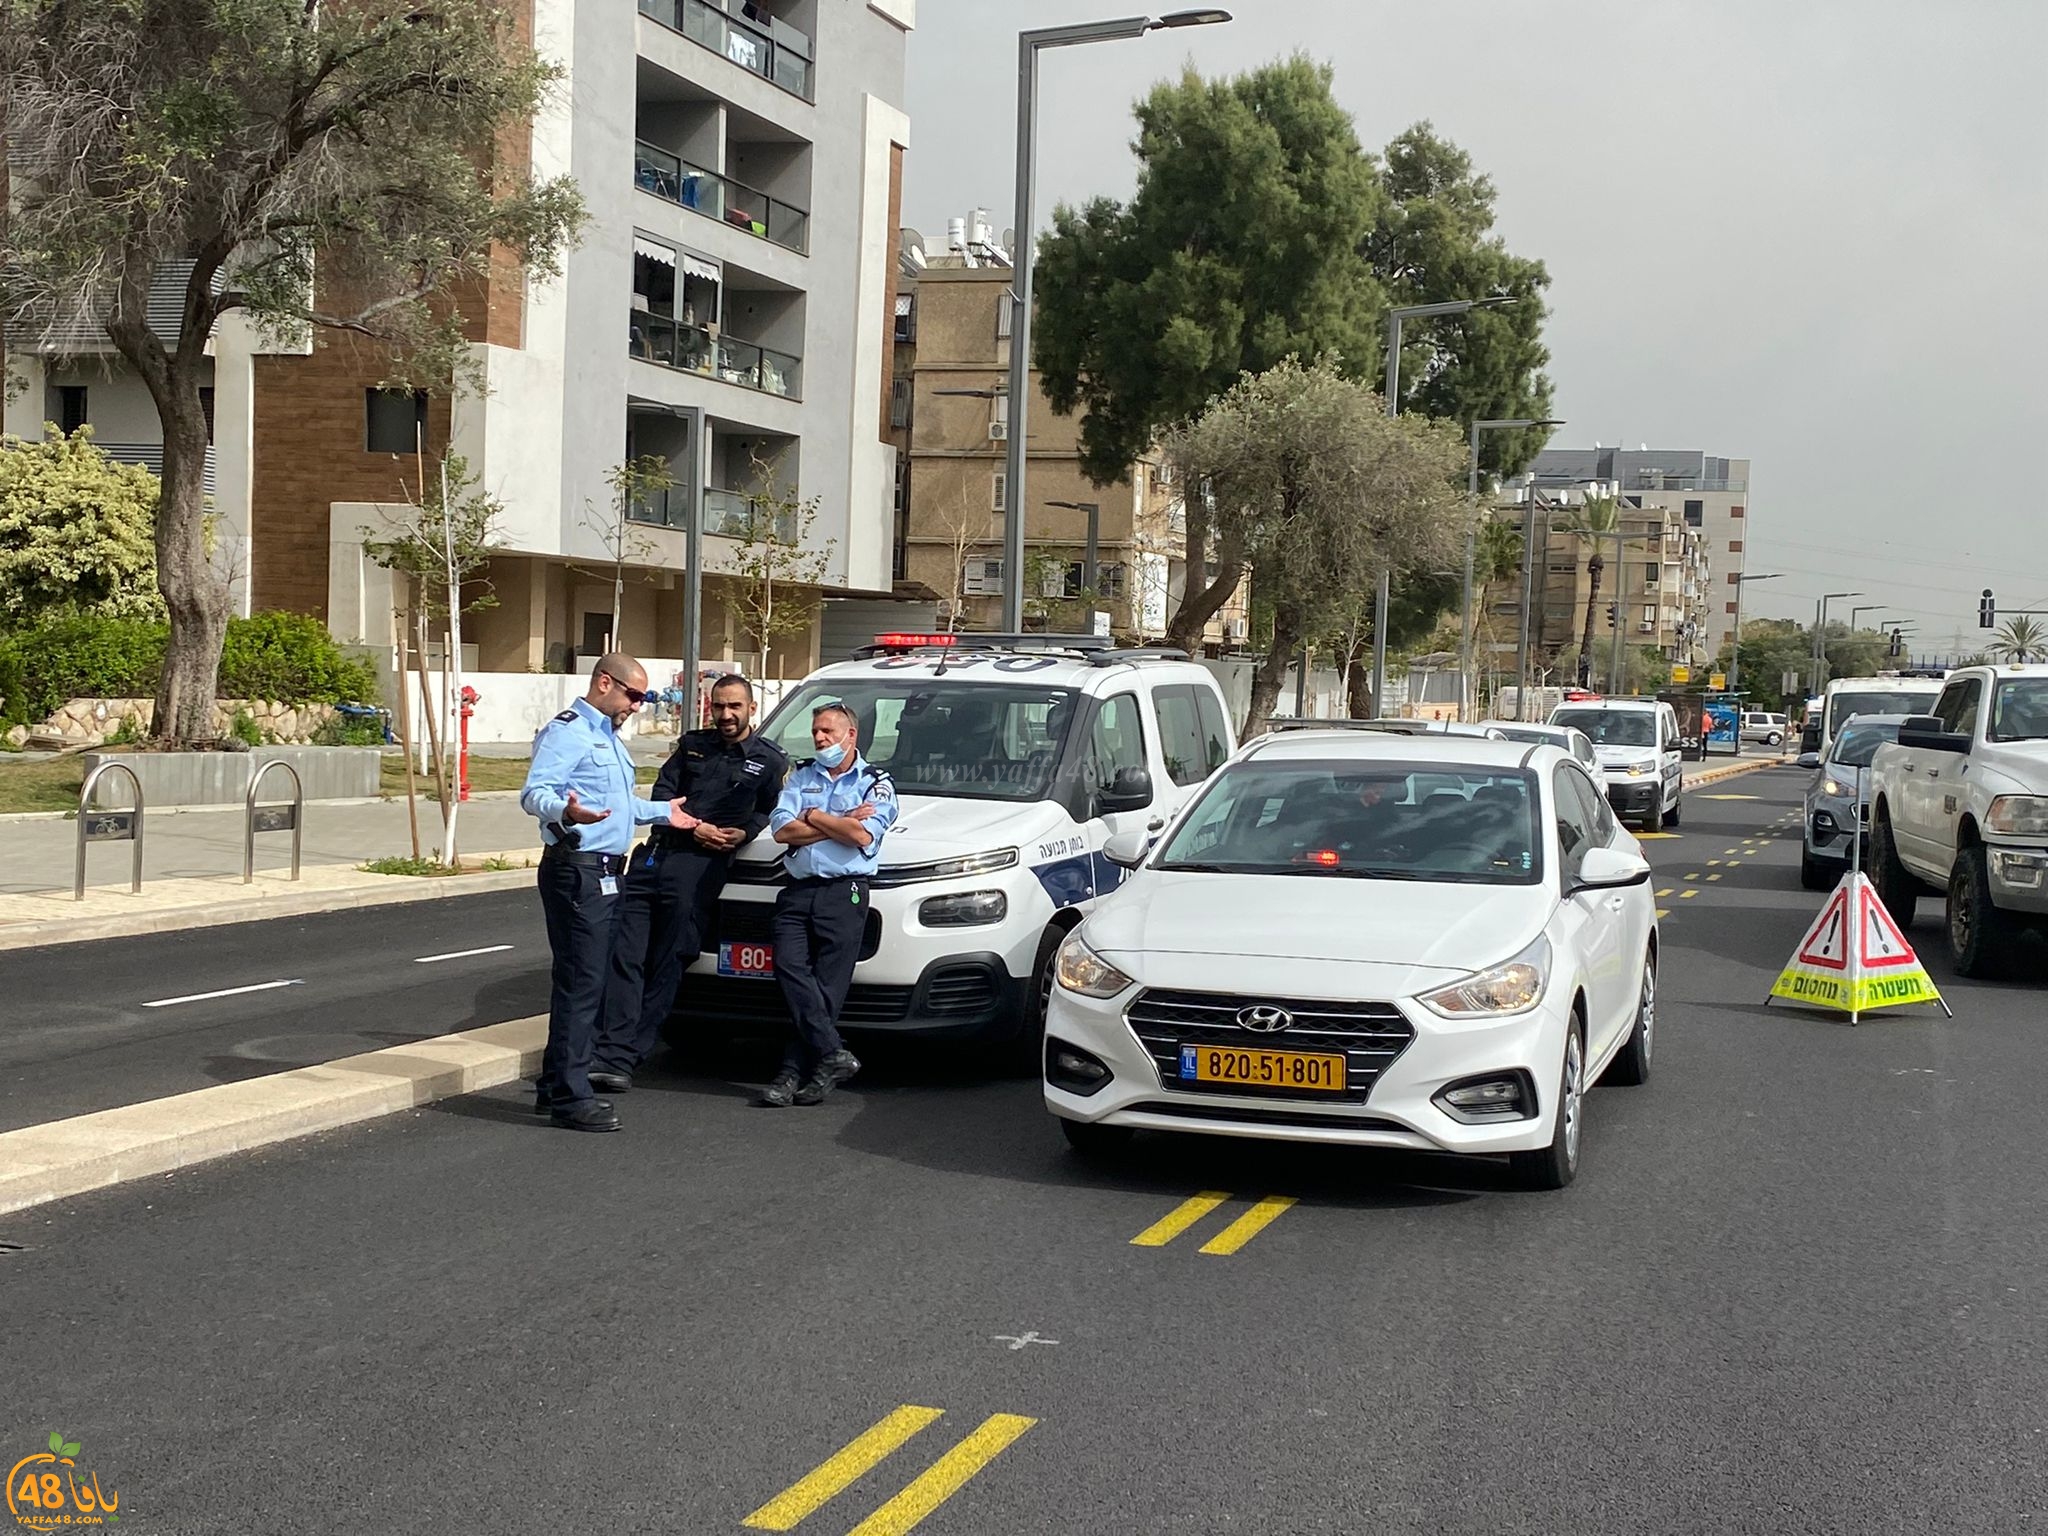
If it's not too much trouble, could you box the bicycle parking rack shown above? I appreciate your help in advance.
[244,759,304,884]
[75,762,145,901]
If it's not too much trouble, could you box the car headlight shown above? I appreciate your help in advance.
[1054,933,1135,998]
[1986,796,2048,836]
[1624,763,1647,777]
[1821,778,1851,799]
[873,847,1020,887]
[1419,934,1550,1019]
[918,890,1008,927]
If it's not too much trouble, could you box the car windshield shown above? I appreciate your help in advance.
[1551,709,1654,747]
[1488,726,1555,746]
[1155,760,1542,885]
[1827,689,1937,737]
[1829,721,1899,767]
[761,680,1080,801]
[1990,678,2048,742]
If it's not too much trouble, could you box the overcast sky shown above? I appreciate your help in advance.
[902,0,2048,656]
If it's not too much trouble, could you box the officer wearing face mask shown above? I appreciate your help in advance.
[759,700,898,1108]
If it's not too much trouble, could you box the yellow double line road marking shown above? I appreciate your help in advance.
[1131,1192,1298,1255]
[744,1405,1037,1534]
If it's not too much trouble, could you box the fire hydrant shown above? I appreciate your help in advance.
[458,685,481,802]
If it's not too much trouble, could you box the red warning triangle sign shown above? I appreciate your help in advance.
[1795,885,1851,970]
[1855,881,1918,969]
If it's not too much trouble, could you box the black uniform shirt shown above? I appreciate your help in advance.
[652,728,787,843]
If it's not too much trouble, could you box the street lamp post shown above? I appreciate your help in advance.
[1512,480,1546,721]
[1044,500,1101,596]
[1463,417,1561,718]
[1849,604,1884,631]
[1371,295,1515,716]
[1003,8,1232,633]
[1814,590,1863,694]
[1726,571,1780,692]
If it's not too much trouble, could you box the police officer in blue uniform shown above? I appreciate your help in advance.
[760,701,898,1107]
[589,674,786,1092]
[520,653,686,1131]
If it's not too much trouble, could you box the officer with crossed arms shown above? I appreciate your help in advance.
[760,701,898,1108]
[520,653,691,1132]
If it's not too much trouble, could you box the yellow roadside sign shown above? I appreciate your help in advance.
[1670,664,1691,684]
[1709,672,1727,690]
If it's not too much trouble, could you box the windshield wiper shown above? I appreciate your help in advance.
[1156,861,1239,874]
[1294,865,1425,880]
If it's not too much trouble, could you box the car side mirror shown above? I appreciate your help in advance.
[1102,829,1149,869]
[1797,752,1821,770]
[1897,714,1968,754]
[1097,766,1153,815]
[1574,844,1652,892]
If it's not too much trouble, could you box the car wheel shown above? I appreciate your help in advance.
[1001,925,1069,1076]
[1869,815,1919,928]
[1662,791,1681,828]
[1059,1117,1135,1158]
[1799,849,1834,891]
[1947,845,2017,979]
[1510,1020,1584,1190]
[1768,731,1783,746]
[1603,947,1655,1087]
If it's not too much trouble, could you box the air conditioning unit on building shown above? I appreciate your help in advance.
[1637,620,1656,633]
[987,421,1008,440]
[1226,617,1247,639]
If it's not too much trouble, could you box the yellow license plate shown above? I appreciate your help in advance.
[1177,1045,1347,1092]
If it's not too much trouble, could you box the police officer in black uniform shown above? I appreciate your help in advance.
[590,674,786,1092]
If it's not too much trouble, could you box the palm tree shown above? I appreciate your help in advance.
[1996,616,2047,663]
[1563,494,1621,686]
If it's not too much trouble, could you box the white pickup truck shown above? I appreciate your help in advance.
[1867,665,2048,975]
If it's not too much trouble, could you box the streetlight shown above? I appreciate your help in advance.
[1462,417,1562,718]
[1849,604,1885,630]
[1371,294,1517,714]
[1814,590,1863,693]
[1044,500,1101,597]
[1726,571,1780,691]
[1003,8,1233,634]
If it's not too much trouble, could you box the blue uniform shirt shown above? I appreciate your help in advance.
[770,754,899,879]
[519,697,668,855]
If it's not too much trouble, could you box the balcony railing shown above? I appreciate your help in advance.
[626,487,798,543]
[634,141,809,255]
[637,0,814,101]
[628,311,802,400]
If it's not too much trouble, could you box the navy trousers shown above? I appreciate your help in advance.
[772,877,868,1074]
[535,854,621,1109]
[594,844,725,1075]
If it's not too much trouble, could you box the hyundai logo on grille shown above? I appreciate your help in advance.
[1234,1004,1294,1033]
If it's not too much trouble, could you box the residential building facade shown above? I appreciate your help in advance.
[8,0,917,690]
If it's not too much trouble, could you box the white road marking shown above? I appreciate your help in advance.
[141,979,303,1009]
[412,944,515,965]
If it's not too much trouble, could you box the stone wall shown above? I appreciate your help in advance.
[28,698,341,748]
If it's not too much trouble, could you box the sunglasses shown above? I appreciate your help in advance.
[603,673,652,706]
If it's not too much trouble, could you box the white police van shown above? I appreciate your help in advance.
[669,634,1236,1049]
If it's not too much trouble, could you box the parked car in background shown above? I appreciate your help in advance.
[1798,715,1907,889]
[1741,711,1788,747]
[1482,720,1601,778]
[1548,699,1685,832]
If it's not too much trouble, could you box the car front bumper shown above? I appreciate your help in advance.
[1043,983,1573,1156]
[1603,777,1662,817]
[1987,842,2048,914]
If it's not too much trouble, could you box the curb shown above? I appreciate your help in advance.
[0,1017,547,1218]
[1686,757,1786,789]
[0,866,536,952]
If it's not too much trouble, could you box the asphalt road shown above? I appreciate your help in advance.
[0,890,546,1131]
[4,764,2045,1534]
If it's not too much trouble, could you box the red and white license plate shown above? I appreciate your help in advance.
[718,941,775,979]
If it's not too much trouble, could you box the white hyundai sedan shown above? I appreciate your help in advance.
[1042,732,1658,1190]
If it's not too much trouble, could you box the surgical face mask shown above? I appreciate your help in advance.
[815,740,848,769]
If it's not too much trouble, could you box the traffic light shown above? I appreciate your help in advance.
[1605,601,1618,630]
[1889,627,1904,658]
[1981,589,1996,628]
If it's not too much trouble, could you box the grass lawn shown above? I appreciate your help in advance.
[0,756,87,814]
[378,755,659,801]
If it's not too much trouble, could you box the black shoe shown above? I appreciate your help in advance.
[757,1070,800,1109]
[550,1100,622,1132]
[536,1096,611,1115]
[588,1071,633,1095]
[794,1049,861,1106]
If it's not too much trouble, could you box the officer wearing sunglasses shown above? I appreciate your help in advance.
[520,653,689,1131]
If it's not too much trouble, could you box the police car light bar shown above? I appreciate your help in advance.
[871,632,958,649]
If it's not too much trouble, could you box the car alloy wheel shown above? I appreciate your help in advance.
[1560,1029,1584,1172]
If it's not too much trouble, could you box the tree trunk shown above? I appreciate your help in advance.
[1244,610,1301,740]
[1577,553,1605,688]
[150,381,230,744]
[1164,504,1245,654]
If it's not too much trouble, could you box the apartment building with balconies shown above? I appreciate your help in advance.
[9,0,915,693]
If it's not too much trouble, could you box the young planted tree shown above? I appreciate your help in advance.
[1165,358,1465,736]
[578,456,678,651]
[0,427,162,622]
[361,455,501,865]
[0,0,583,744]
[728,463,832,682]
[1996,616,2047,664]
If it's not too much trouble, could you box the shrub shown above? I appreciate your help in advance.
[229,708,264,747]
[312,713,386,747]
[0,610,378,726]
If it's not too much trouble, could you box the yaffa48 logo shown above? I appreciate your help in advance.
[8,1431,122,1528]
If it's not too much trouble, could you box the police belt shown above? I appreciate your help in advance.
[785,871,871,888]
[540,846,626,875]
[644,824,730,853]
